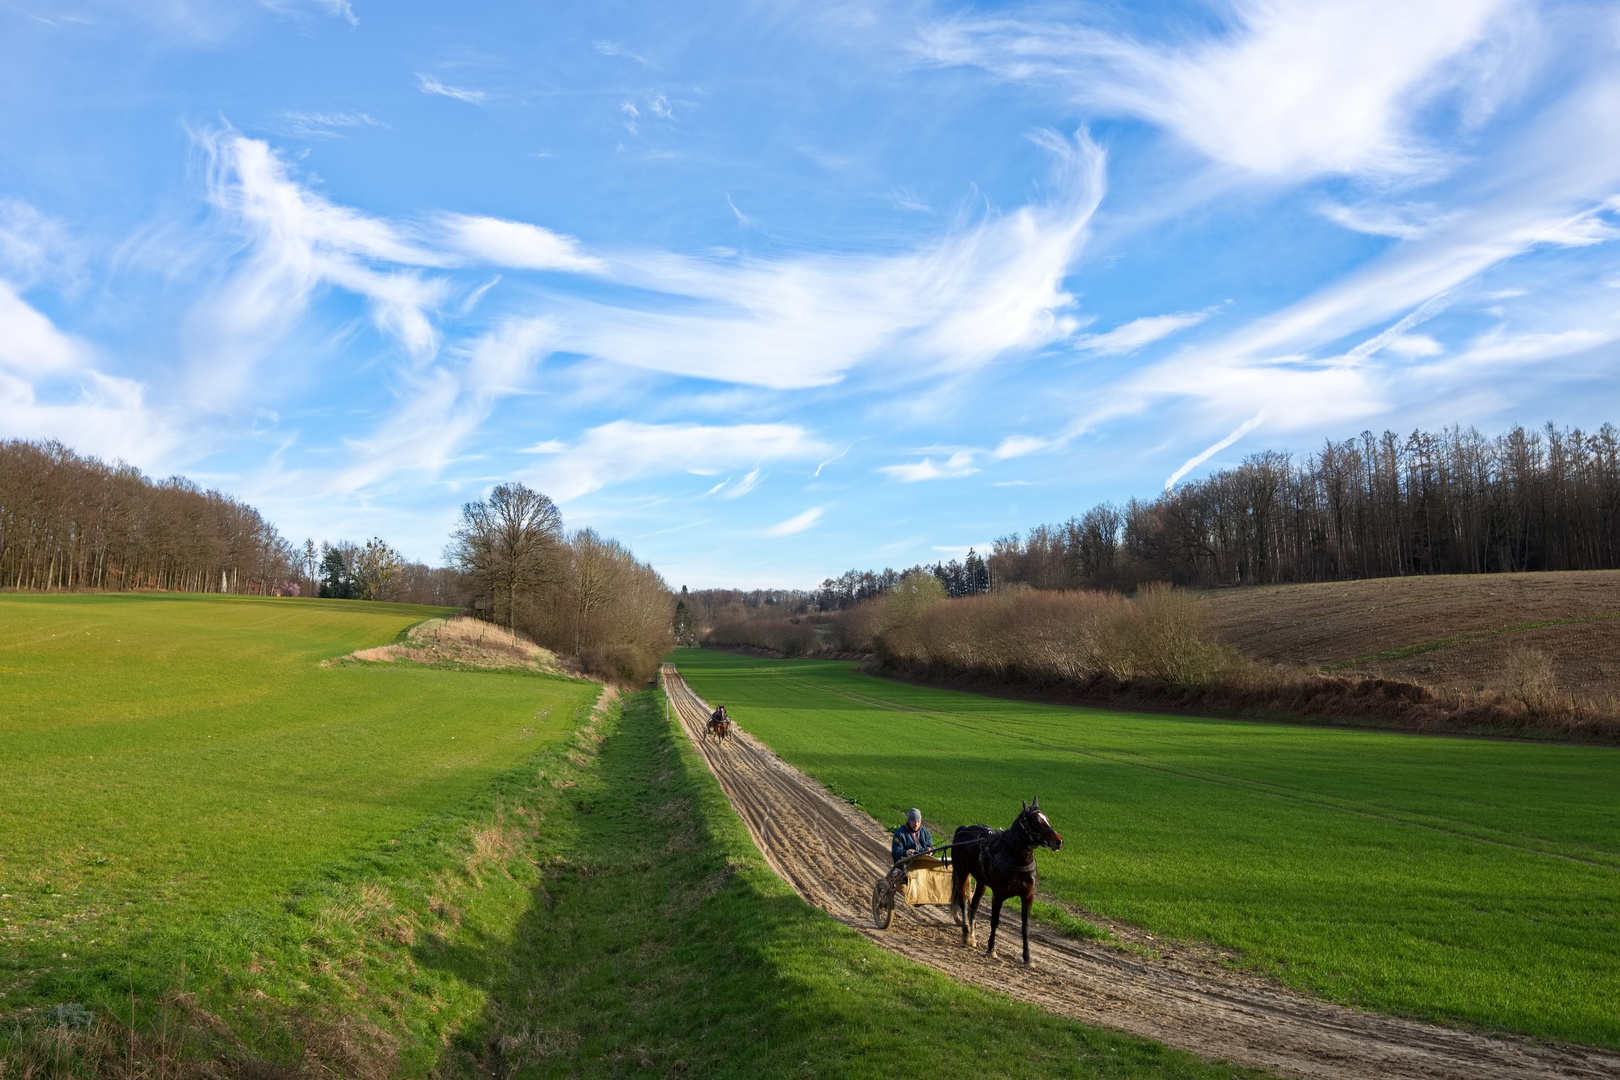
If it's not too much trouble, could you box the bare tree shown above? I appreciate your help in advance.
[447,482,563,629]
[354,537,404,601]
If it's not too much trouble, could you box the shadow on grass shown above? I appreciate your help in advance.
[422,690,1264,1080]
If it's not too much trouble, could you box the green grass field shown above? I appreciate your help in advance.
[675,648,1620,1049]
[2,594,1268,1078]
[0,593,600,1014]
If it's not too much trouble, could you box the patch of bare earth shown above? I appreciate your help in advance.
[326,616,567,674]
[1208,571,1620,697]
[661,663,1620,1080]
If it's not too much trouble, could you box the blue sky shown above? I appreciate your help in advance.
[3,0,1619,588]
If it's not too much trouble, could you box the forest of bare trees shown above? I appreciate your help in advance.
[0,439,296,593]
[989,423,1620,590]
[448,483,673,682]
[782,424,1620,607]
[0,439,467,606]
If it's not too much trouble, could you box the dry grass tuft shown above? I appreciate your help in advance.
[461,811,530,886]
[1502,645,1559,714]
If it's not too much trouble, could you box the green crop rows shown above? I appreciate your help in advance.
[675,648,1620,1049]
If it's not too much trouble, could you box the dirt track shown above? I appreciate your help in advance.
[661,664,1620,1080]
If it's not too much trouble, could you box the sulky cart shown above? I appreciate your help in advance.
[871,849,963,929]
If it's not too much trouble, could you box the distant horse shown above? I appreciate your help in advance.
[706,707,731,744]
[949,798,1063,966]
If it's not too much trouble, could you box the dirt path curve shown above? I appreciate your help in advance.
[661,664,1619,1080]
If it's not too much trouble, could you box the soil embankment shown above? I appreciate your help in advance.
[661,663,1620,1080]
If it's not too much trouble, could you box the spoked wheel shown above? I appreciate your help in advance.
[871,879,895,929]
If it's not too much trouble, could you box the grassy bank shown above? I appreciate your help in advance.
[675,648,1620,1050]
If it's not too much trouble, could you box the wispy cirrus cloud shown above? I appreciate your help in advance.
[1075,308,1217,356]
[326,316,559,495]
[0,199,76,287]
[920,0,1526,180]
[416,74,487,105]
[279,110,382,138]
[523,420,826,502]
[186,129,451,402]
[761,506,822,537]
[558,130,1106,389]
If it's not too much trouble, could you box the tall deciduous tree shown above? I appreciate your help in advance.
[354,537,404,601]
[448,482,564,629]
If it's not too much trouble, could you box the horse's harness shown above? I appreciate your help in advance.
[983,813,1045,875]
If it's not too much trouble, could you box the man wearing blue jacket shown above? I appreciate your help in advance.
[891,808,933,864]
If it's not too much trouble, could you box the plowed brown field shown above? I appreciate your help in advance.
[662,663,1620,1080]
[1207,570,1620,698]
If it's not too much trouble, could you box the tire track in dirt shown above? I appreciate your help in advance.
[661,663,1620,1080]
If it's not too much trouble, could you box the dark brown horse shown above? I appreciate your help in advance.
[949,798,1063,966]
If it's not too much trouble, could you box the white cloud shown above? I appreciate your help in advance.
[187,130,451,403]
[417,74,487,105]
[524,420,826,502]
[0,368,177,467]
[439,214,603,272]
[1076,308,1214,356]
[561,130,1105,388]
[761,506,823,537]
[922,0,1525,179]
[878,450,978,482]
[1385,333,1444,358]
[0,283,178,466]
[990,435,1052,460]
[0,280,81,374]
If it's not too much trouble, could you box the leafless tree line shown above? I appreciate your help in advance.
[0,439,296,594]
[991,423,1620,590]
[2,438,471,607]
[448,483,674,682]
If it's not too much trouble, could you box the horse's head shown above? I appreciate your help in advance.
[1020,797,1063,852]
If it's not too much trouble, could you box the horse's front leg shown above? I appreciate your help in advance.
[986,893,1005,957]
[1021,893,1032,966]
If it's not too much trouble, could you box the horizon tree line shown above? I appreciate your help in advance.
[990,423,1620,590]
[1,438,464,606]
[729,422,1620,618]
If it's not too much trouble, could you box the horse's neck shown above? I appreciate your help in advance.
[1001,819,1034,855]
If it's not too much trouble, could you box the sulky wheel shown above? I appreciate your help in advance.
[871,880,895,929]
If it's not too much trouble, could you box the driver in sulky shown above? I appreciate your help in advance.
[891,807,934,864]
